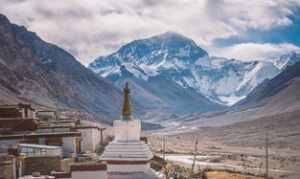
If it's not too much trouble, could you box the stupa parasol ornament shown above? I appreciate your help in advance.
[122,82,132,120]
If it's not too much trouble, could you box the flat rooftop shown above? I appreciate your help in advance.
[0,131,81,140]
[18,143,61,149]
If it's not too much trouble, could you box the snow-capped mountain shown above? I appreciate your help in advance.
[269,51,300,69]
[235,60,300,114]
[89,32,299,106]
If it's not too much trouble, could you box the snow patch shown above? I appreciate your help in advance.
[124,63,149,80]
[219,95,246,106]
[98,66,121,78]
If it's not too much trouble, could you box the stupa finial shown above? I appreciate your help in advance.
[122,82,131,120]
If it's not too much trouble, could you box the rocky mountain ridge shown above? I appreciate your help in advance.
[0,14,125,122]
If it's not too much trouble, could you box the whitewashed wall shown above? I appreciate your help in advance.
[107,163,150,173]
[57,171,107,179]
[114,120,140,141]
[78,128,100,152]
[62,137,76,155]
[72,171,106,179]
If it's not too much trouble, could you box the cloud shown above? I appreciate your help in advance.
[212,43,300,61]
[219,1,298,29]
[0,0,299,65]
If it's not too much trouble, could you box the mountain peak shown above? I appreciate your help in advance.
[89,31,208,69]
[156,31,189,39]
[148,31,200,48]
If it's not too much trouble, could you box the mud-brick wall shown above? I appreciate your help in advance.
[23,156,61,175]
[0,158,14,179]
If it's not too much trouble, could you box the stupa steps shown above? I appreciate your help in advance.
[103,149,151,153]
[101,155,152,159]
[101,157,152,160]
[112,141,147,144]
[105,146,150,150]
[102,151,153,155]
[102,152,152,156]
[104,146,150,150]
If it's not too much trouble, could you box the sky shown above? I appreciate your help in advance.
[0,0,300,65]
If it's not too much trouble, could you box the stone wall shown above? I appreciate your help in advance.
[23,156,61,175]
[61,158,74,172]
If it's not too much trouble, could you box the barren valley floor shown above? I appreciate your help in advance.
[147,109,300,179]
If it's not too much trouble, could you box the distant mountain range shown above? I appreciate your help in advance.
[1,13,299,121]
[154,60,300,136]
[89,32,300,108]
[235,60,300,114]
[0,14,124,121]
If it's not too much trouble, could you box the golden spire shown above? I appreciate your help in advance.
[122,82,132,120]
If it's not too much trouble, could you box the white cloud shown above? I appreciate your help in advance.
[0,0,299,65]
[212,43,300,61]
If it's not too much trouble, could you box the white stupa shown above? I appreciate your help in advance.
[101,82,158,179]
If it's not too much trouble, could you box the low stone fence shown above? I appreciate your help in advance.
[23,156,61,175]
